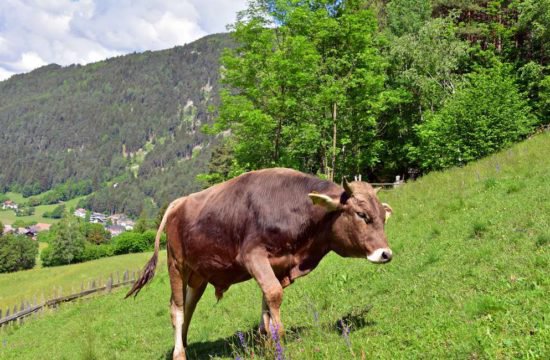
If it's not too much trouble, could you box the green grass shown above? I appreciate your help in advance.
[1,133,549,359]
[0,194,86,225]
[0,250,165,309]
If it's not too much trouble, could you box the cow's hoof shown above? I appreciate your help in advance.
[173,351,186,360]
[258,323,268,335]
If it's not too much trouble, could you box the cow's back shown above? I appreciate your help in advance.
[177,168,341,287]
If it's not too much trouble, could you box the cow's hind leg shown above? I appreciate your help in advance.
[246,255,284,338]
[182,274,207,347]
[169,262,188,360]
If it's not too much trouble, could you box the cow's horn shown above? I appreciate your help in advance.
[343,177,354,196]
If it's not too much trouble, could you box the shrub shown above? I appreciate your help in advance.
[0,233,39,273]
[43,204,65,219]
[413,64,536,170]
[80,243,115,261]
[113,231,149,255]
[16,206,35,217]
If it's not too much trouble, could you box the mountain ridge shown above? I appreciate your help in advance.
[0,33,233,216]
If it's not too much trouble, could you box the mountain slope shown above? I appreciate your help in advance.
[1,132,548,359]
[0,33,232,214]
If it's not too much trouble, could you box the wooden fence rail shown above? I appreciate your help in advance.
[352,174,405,188]
[0,269,140,328]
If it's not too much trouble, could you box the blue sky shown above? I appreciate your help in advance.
[0,0,248,80]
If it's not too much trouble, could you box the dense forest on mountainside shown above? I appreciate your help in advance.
[0,34,232,216]
[1,1,549,217]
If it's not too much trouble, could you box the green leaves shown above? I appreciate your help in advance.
[212,0,387,181]
[0,233,38,273]
[413,64,536,170]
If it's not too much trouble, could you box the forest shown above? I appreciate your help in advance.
[1,0,549,216]
[0,34,232,216]
[203,0,549,185]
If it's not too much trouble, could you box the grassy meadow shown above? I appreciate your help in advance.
[0,193,86,225]
[1,133,549,359]
[0,250,165,310]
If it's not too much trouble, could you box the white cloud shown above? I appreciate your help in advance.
[0,0,247,81]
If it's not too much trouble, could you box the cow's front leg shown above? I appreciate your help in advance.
[246,254,284,338]
[259,295,271,334]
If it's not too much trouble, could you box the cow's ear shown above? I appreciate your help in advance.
[382,203,393,223]
[309,193,341,212]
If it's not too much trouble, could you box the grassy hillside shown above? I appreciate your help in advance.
[1,133,549,359]
[0,250,165,309]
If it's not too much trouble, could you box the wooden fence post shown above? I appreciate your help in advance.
[393,175,402,188]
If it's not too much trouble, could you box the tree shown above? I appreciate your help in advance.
[81,222,111,245]
[412,63,536,170]
[377,16,468,176]
[386,0,432,37]
[0,233,39,273]
[41,215,85,266]
[209,0,387,181]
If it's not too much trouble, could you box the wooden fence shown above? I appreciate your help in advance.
[352,174,405,188]
[0,269,140,329]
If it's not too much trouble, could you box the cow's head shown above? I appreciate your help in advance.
[309,180,393,263]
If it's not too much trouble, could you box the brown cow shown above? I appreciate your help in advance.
[127,168,393,360]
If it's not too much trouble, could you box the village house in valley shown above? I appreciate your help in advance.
[2,200,18,210]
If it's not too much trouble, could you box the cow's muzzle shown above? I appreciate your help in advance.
[367,248,393,264]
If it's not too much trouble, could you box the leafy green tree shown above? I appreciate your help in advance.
[511,0,550,64]
[413,64,536,170]
[134,210,150,233]
[210,0,387,181]
[0,233,39,273]
[386,0,432,36]
[155,202,169,229]
[42,215,85,266]
[81,222,111,245]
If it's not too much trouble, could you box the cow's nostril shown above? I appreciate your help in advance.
[381,250,392,261]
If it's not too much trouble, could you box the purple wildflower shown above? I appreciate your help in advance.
[237,331,248,353]
[340,320,352,349]
[270,323,285,360]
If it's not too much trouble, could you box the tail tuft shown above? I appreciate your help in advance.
[125,252,158,298]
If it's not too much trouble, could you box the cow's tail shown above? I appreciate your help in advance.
[125,200,176,298]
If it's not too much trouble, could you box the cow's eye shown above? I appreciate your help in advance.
[356,212,372,223]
